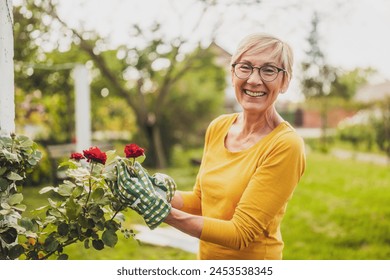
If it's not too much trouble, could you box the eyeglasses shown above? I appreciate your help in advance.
[232,62,286,82]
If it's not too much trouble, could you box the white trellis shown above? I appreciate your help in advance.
[0,0,15,135]
[73,64,91,152]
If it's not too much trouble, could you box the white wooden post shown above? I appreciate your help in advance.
[73,64,91,152]
[0,0,15,135]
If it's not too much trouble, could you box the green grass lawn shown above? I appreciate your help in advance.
[21,151,390,259]
[282,152,390,260]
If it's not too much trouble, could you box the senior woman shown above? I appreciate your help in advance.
[165,33,305,260]
[111,33,306,259]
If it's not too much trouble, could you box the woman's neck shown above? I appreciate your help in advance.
[238,108,283,136]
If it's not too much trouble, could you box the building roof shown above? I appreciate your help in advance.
[355,81,390,103]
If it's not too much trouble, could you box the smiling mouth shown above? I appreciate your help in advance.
[244,90,266,97]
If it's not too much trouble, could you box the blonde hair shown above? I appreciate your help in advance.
[230,33,294,82]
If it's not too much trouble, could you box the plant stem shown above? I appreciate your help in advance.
[40,238,78,260]
[10,133,16,153]
[85,162,95,208]
[110,203,125,221]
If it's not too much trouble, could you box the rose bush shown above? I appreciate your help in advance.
[1,138,147,260]
[0,132,42,259]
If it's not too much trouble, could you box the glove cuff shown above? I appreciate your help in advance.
[142,197,171,230]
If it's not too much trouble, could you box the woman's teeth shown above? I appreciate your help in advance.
[244,90,266,97]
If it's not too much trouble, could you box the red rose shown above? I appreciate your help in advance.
[83,146,107,165]
[124,143,145,158]
[70,152,85,161]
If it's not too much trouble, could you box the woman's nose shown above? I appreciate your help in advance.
[246,70,263,85]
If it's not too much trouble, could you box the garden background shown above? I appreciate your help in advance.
[1,0,389,260]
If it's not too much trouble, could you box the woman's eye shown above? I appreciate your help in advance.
[262,67,277,74]
[239,65,252,71]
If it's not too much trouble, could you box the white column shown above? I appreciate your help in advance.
[73,64,91,152]
[0,0,15,135]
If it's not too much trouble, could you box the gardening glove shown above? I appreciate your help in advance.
[148,172,176,202]
[110,158,171,229]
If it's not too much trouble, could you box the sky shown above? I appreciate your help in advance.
[46,0,390,100]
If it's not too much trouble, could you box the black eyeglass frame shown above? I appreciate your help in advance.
[231,62,286,82]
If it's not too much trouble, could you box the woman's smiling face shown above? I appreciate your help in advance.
[231,47,288,115]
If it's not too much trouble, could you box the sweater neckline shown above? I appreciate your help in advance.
[222,113,288,154]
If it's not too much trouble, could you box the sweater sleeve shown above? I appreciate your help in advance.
[179,175,202,215]
[200,132,306,250]
[179,117,216,215]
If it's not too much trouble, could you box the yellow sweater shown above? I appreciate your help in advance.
[180,113,306,259]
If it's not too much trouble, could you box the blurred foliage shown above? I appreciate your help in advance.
[371,98,390,159]
[13,0,226,171]
[300,13,374,153]
[336,124,376,151]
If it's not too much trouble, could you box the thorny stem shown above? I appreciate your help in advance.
[40,238,78,260]
[84,162,95,208]
[110,203,126,221]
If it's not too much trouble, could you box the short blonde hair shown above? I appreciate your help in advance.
[230,33,294,82]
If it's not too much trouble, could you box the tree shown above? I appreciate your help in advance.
[330,67,376,101]
[300,12,337,152]
[372,97,390,161]
[14,0,229,168]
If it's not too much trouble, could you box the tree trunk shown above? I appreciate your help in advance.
[144,122,167,169]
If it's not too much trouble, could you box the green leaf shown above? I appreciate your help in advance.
[57,223,69,236]
[57,254,69,260]
[2,149,18,162]
[19,218,34,231]
[19,137,33,148]
[47,208,63,218]
[6,172,24,181]
[84,238,90,249]
[0,166,7,175]
[9,244,25,259]
[47,198,60,208]
[91,188,105,202]
[39,186,57,194]
[102,229,118,248]
[95,221,105,231]
[27,158,37,165]
[92,239,104,250]
[1,202,11,210]
[65,199,81,220]
[44,236,59,252]
[72,186,84,198]
[8,193,23,205]
[90,205,104,221]
[0,178,9,191]
[58,183,74,197]
[31,204,50,216]
[105,220,120,231]
[12,204,27,212]
[104,150,118,166]
[58,160,78,169]
[135,154,146,164]
[0,209,11,215]
[0,227,17,244]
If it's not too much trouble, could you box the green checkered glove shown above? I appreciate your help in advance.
[110,159,171,229]
[148,172,176,202]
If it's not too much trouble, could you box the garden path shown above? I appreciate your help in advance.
[133,224,199,254]
[331,148,388,165]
